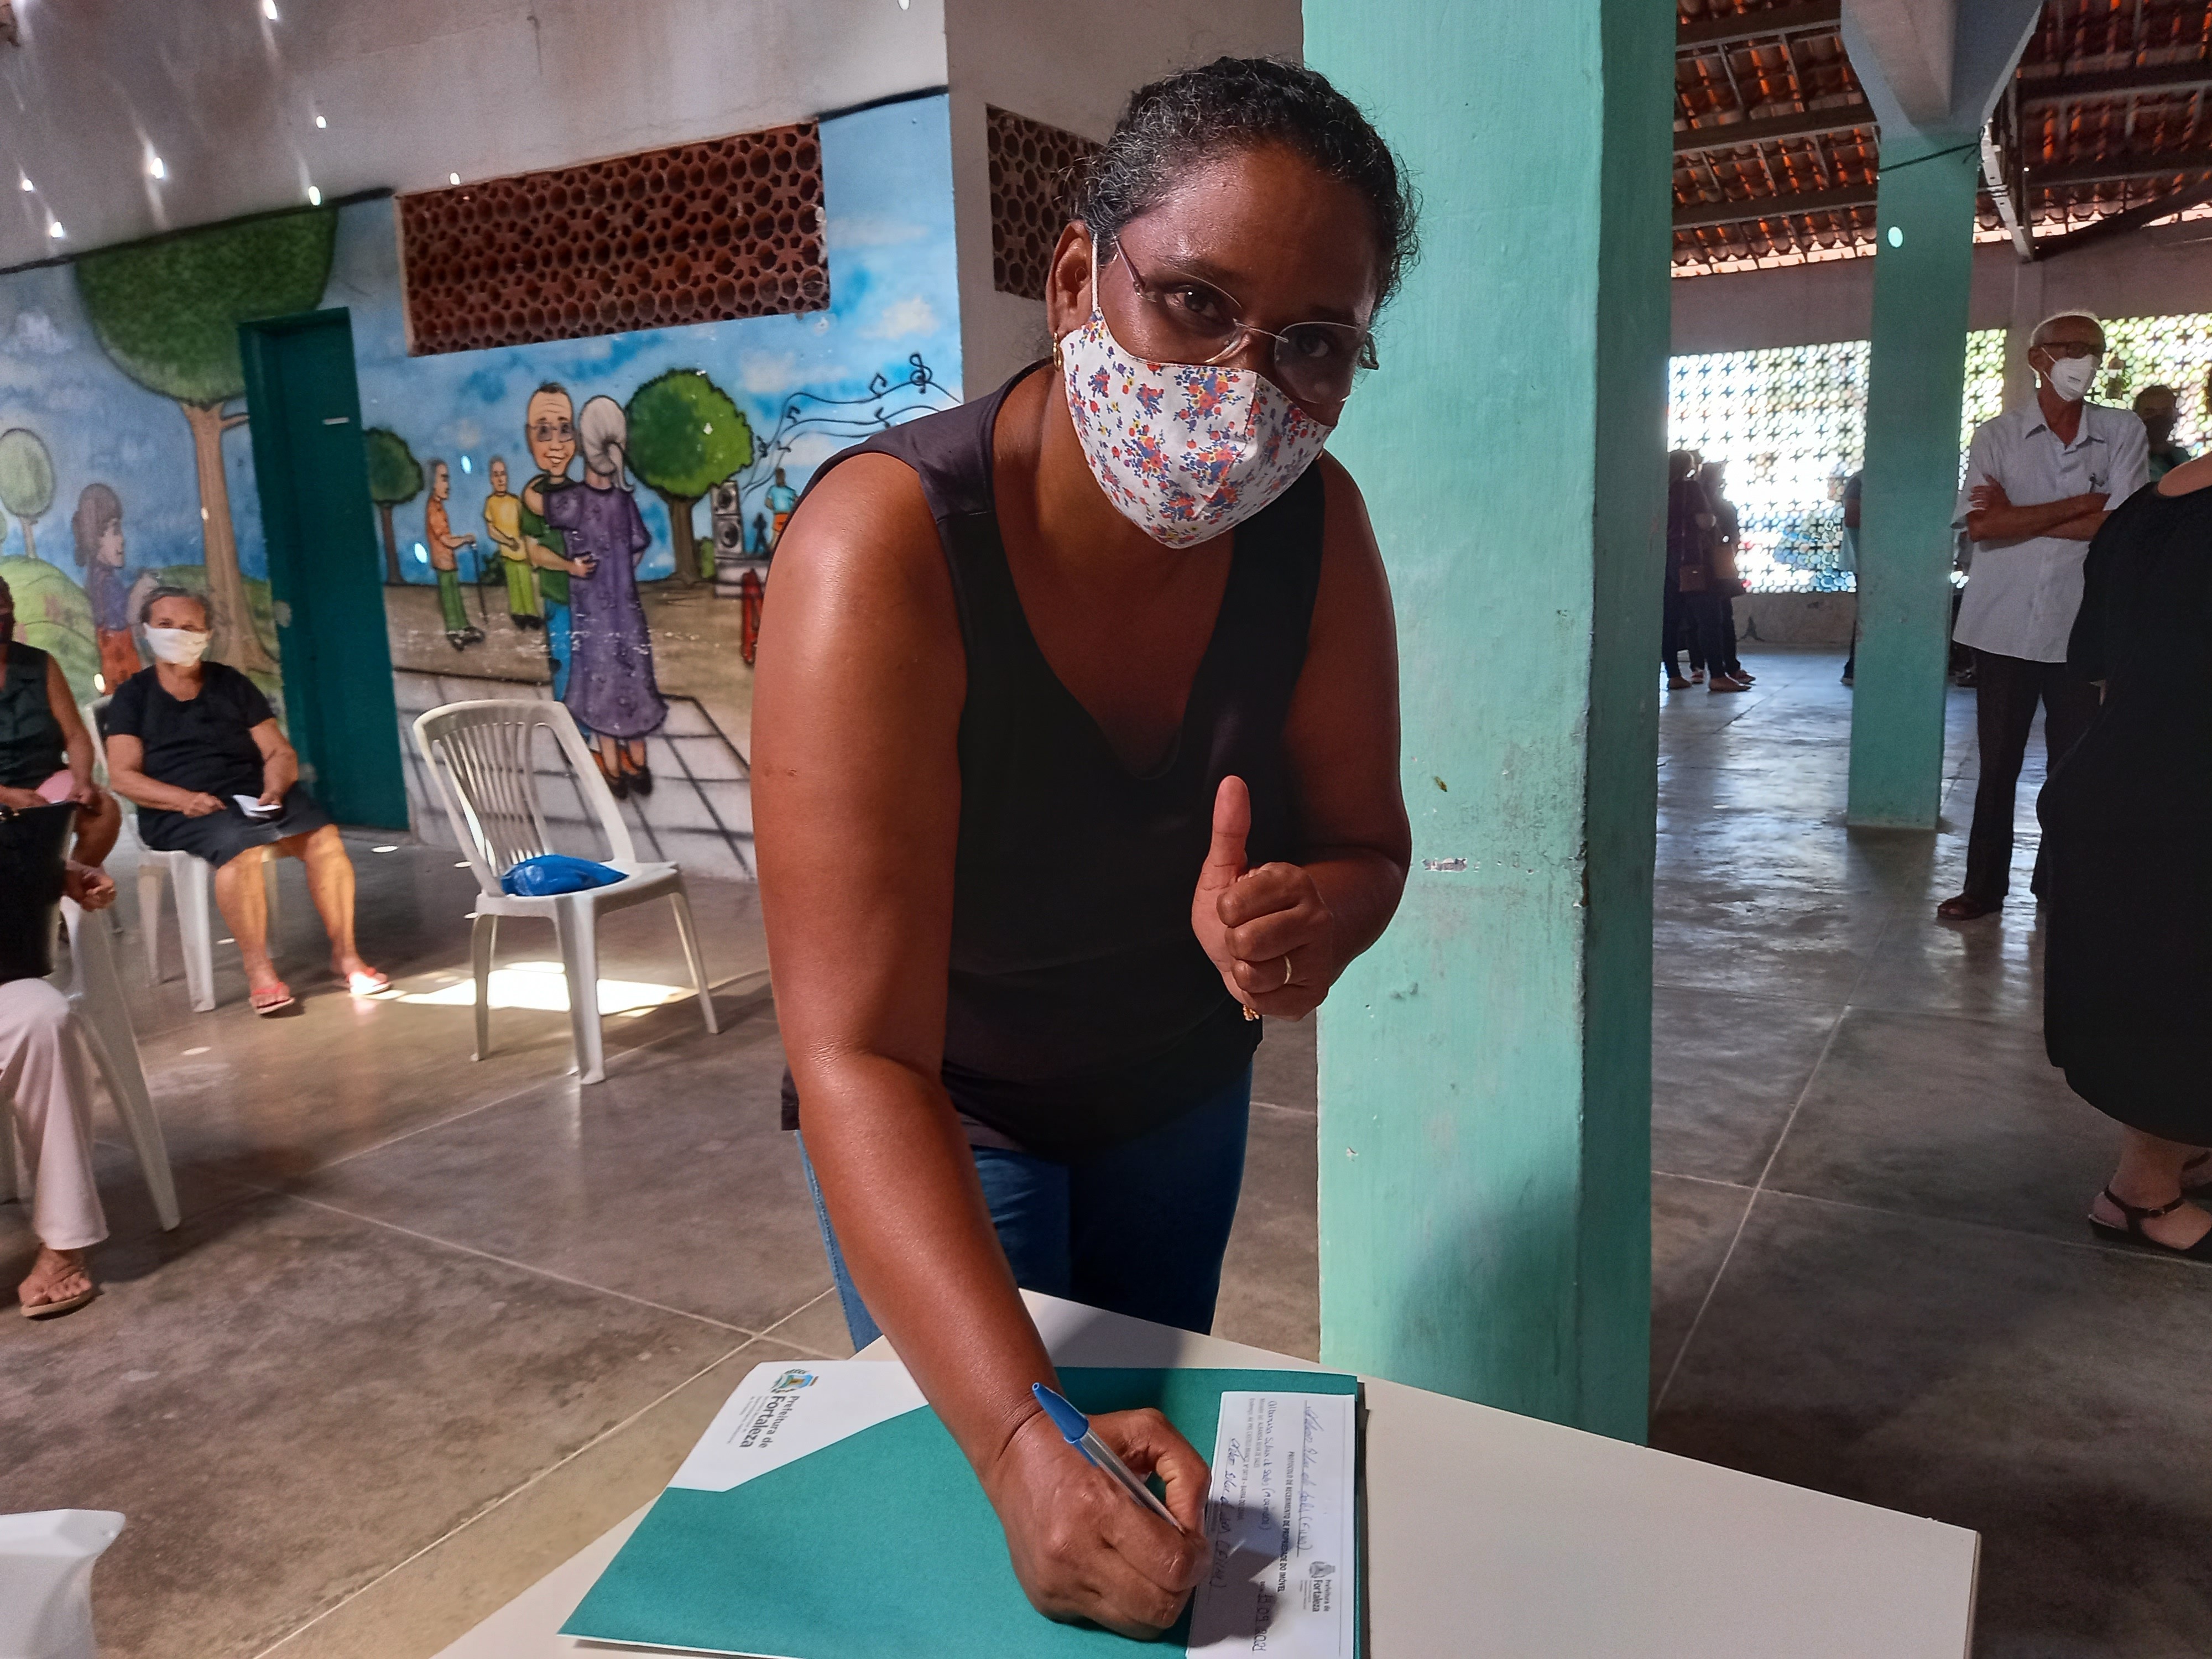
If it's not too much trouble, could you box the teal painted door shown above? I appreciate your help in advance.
[238,309,409,828]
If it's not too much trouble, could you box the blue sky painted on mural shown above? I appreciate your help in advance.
[0,260,270,576]
[349,93,962,586]
[0,92,959,588]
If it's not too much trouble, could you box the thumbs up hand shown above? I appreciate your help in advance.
[1191,775,1338,1020]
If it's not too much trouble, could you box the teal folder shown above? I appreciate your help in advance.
[562,1365,1362,1657]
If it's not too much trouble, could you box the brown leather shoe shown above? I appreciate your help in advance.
[1936,892,1999,920]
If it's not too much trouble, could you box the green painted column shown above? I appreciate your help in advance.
[1304,0,1672,1440]
[1846,136,1982,828]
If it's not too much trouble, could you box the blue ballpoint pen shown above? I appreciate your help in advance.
[1031,1383,1184,1529]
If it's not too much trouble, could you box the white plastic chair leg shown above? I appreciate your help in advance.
[670,889,719,1036]
[555,895,607,1084]
[63,900,179,1232]
[138,861,165,985]
[174,857,217,1014]
[469,911,499,1062]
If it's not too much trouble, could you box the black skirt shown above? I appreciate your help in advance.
[2040,483,2212,1144]
[138,784,333,868]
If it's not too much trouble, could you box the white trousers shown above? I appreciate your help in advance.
[1,978,109,1253]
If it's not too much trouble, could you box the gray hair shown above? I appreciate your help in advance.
[2030,311,2104,349]
[576,395,630,488]
[139,585,208,625]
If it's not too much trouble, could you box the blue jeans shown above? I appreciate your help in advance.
[799,1066,1253,1351]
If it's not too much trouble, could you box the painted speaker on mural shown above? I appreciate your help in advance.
[711,480,751,600]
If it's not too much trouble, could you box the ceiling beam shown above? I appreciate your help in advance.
[2032,175,2212,259]
[2018,60,2212,104]
[2026,150,2212,189]
[1677,0,1842,55]
[1673,183,1879,229]
[1675,101,1875,153]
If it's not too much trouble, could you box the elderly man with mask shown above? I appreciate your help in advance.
[1939,312,2150,921]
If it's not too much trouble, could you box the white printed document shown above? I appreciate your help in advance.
[1188,1391,1357,1658]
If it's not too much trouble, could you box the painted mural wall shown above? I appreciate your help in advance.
[0,93,961,879]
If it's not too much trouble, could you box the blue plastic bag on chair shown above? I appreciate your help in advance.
[500,854,627,898]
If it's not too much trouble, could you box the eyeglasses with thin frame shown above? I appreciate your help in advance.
[2036,340,2104,361]
[1100,234,1378,408]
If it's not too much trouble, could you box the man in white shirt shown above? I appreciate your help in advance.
[1939,311,2148,920]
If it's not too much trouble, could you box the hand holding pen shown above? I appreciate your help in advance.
[979,1383,1209,1640]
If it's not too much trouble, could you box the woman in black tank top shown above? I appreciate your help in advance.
[753,59,1412,1638]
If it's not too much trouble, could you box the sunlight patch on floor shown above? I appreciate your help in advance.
[394,960,690,1015]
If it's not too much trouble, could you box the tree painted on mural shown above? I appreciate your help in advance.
[363,427,425,586]
[0,427,55,561]
[625,369,754,584]
[72,208,337,672]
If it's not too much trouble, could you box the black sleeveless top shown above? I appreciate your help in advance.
[780,366,1327,1160]
[0,643,65,789]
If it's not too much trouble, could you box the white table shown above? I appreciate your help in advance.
[436,1292,1978,1658]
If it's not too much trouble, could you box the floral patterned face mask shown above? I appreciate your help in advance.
[1058,297,1332,550]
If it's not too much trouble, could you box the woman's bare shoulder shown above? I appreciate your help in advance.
[779,453,946,594]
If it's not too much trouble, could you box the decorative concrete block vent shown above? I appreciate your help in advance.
[398,125,828,356]
[987,107,1100,301]
[393,671,755,882]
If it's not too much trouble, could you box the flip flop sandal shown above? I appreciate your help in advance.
[2089,1187,2212,1260]
[345,969,392,996]
[251,983,296,1016]
[22,1281,98,1319]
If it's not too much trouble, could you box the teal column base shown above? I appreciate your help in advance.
[1305,0,1670,1441]
[1847,137,1981,830]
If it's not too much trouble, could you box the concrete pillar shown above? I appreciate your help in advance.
[1845,137,1982,828]
[1303,0,1672,1440]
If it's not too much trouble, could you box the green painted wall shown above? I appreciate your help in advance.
[1847,138,1981,829]
[1305,0,1671,1439]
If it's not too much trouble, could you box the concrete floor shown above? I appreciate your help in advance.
[2,645,2202,1655]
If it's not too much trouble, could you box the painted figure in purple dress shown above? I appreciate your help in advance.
[544,395,668,799]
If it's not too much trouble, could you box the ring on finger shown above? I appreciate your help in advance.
[1278,953,1294,992]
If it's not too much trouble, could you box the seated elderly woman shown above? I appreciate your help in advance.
[103,588,386,1015]
[0,573,121,867]
[5,856,115,1318]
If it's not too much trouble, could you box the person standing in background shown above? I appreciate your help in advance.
[1837,468,1861,686]
[2133,384,2191,480]
[1699,459,1752,687]
[1662,450,1703,690]
[1939,311,2148,921]
[482,456,538,632]
[424,459,482,652]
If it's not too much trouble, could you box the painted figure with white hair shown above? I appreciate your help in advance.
[544,394,669,797]
[1939,310,2150,921]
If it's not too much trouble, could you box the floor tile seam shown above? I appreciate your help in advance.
[1250,1097,1315,1120]
[1651,1186,1762,1415]
[1647,980,1855,1015]
[749,1290,854,1361]
[245,1336,757,1659]
[1650,1170,1756,1192]
[248,973,774,1185]
[1749,1181,2212,1271]
[1654,873,1885,1413]
[260,1187,771,1337]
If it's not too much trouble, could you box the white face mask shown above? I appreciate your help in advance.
[2043,354,2098,403]
[144,627,211,666]
[1057,282,1331,550]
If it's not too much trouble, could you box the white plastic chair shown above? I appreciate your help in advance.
[411,699,718,1084]
[1,898,180,1232]
[87,695,284,1014]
